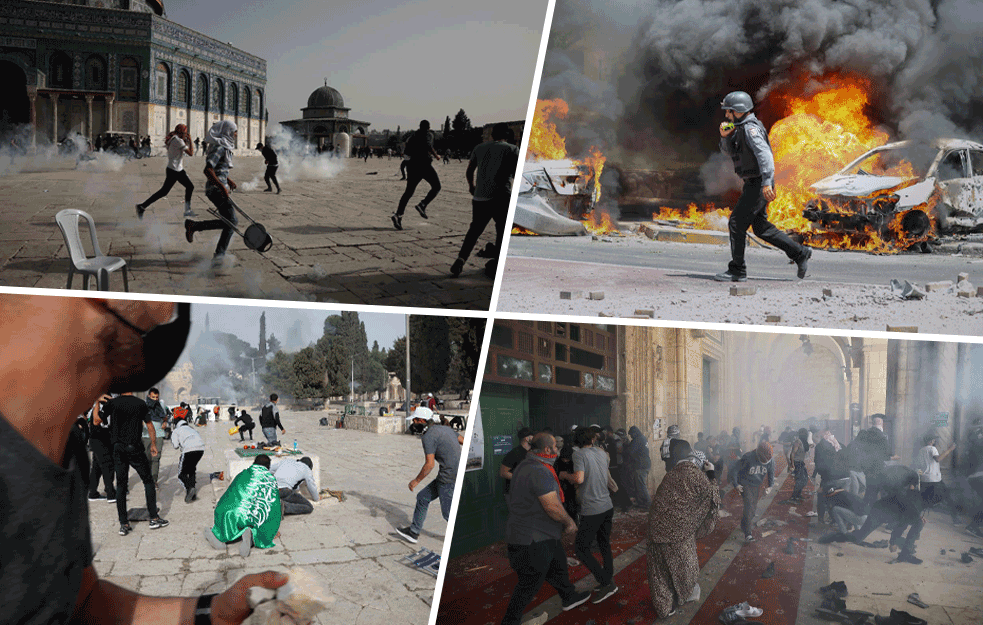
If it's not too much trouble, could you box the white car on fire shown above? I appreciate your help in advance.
[806,139,983,236]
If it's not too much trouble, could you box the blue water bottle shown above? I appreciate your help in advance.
[293,439,298,452]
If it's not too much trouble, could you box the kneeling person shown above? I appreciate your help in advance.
[205,455,281,557]
[273,456,318,515]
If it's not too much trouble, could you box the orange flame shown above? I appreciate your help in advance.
[528,99,569,161]
[511,226,540,236]
[655,73,934,252]
[584,207,620,235]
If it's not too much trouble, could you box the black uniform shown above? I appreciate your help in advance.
[262,145,280,193]
[720,113,807,277]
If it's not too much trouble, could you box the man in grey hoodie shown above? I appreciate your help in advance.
[170,414,205,503]
[732,441,775,541]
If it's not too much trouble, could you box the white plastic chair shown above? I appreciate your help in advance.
[55,209,129,291]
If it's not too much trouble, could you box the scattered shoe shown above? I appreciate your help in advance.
[819,581,849,598]
[761,562,776,579]
[561,590,591,611]
[907,593,929,609]
[874,608,927,625]
[185,219,195,243]
[185,486,197,504]
[88,493,106,501]
[239,527,252,557]
[135,204,146,220]
[714,270,747,282]
[525,612,549,625]
[969,546,983,558]
[745,534,755,542]
[733,602,764,618]
[796,247,812,279]
[149,517,169,530]
[414,202,428,219]
[119,523,133,536]
[960,552,973,563]
[966,525,983,538]
[391,213,403,230]
[395,526,419,544]
[592,582,618,604]
[204,528,225,550]
[450,258,464,277]
[784,537,796,554]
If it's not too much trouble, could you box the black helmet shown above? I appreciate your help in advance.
[721,91,754,114]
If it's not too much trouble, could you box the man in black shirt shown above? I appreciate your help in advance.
[392,120,441,230]
[0,295,288,625]
[105,391,169,535]
[500,427,533,498]
[256,142,281,194]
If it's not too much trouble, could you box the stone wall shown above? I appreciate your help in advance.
[344,415,405,435]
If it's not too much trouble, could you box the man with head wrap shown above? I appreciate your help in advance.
[0,295,288,625]
[646,439,720,619]
[136,123,196,219]
[660,424,684,473]
[732,441,775,541]
[185,120,240,263]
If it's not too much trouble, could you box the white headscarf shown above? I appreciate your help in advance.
[207,119,237,151]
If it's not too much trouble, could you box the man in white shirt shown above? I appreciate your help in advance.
[272,457,319,515]
[136,123,196,218]
[915,433,958,523]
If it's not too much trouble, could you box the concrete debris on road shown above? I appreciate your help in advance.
[730,285,757,296]
[890,279,927,300]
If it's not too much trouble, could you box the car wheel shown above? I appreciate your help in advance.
[899,209,932,238]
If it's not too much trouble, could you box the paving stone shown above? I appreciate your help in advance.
[730,285,757,296]
[290,547,360,565]
[588,291,605,300]
[560,290,583,300]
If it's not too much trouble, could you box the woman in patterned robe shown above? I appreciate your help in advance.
[210,455,282,549]
[647,440,720,619]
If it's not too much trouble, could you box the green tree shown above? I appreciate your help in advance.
[446,318,485,398]
[292,346,326,398]
[384,316,452,395]
[262,351,295,397]
[259,312,267,357]
[267,333,282,355]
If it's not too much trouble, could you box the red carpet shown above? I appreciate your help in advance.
[437,455,800,625]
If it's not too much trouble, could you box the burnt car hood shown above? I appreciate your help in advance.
[809,174,911,197]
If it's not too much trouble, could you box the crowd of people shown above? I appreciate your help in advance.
[496,416,983,623]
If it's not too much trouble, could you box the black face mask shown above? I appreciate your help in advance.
[107,302,192,394]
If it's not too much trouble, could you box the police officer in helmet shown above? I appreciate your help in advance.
[715,91,812,282]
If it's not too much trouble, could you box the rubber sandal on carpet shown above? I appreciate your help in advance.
[733,602,764,618]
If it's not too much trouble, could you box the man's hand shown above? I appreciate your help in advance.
[150,445,159,457]
[228,179,237,191]
[763,185,777,201]
[408,479,419,492]
[468,183,476,196]
[210,571,289,625]
[736,485,744,494]
[719,122,735,137]
[765,487,771,495]
[563,520,577,536]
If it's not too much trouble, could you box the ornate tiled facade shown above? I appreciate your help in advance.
[0,0,267,149]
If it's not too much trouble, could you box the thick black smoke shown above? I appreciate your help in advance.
[540,0,983,168]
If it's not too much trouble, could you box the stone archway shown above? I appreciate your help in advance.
[0,60,30,137]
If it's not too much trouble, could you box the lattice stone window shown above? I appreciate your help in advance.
[155,63,169,101]
[597,375,615,391]
[538,321,552,333]
[517,331,534,354]
[538,364,552,384]
[538,337,551,359]
[176,71,189,105]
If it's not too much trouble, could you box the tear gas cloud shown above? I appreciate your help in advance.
[239,124,344,191]
[0,126,126,175]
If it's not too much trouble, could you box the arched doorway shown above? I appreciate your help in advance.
[0,60,29,137]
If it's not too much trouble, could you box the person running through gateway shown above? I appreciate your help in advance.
[256,142,281,194]
[715,90,812,282]
[136,124,196,219]
[391,120,441,231]
[185,120,239,264]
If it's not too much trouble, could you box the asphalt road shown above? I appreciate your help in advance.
[505,234,983,287]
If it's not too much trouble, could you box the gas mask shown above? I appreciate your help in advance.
[105,302,191,394]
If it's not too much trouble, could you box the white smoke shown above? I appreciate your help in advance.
[239,124,344,191]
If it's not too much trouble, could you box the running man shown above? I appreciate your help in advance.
[185,120,239,264]
[392,120,441,231]
[136,124,195,218]
[256,142,281,194]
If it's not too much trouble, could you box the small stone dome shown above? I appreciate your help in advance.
[308,84,344,109]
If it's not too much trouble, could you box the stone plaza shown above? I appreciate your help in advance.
[0,153,496,308]
[87,410,456,625]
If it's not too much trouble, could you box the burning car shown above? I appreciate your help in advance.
[805,139,983,238]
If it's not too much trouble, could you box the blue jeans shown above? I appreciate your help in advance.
[409,479,454,534]
[262,427,278,444]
